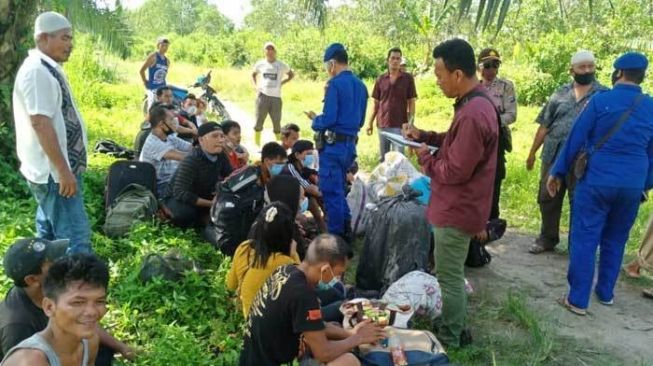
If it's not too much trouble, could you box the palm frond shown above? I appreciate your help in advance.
[38,0,132,58]
[300,0,328,29]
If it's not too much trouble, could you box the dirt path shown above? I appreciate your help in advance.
[221,101,653,364]
[469,231,653,364]
[221,100,276,158]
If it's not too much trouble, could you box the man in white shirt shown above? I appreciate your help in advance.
[251,42,294,146]
[139,105,191,197]
[12,12,91,254]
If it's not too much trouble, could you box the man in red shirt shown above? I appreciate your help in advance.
[367,47,417,162]
[404,39,498,347]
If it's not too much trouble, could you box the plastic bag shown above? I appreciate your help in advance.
[356,186,431,292]
[368,152,422,200]
[346,177,377,236]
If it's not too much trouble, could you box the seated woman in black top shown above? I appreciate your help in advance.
[280,140,327,233]
[162,122,233,228]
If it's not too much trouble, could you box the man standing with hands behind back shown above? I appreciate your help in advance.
[252,42,294,146]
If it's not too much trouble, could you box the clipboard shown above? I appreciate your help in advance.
[379,131,438,152]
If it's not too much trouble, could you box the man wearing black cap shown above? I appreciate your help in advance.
[306,43,368,242]
[162,122,233,228]
[546,52,653,315]
[0,239,134,364]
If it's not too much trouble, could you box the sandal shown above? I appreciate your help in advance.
[622,262,641,279]
[557,296,587,316]
[643,288,653,300]
[529,243,554,254]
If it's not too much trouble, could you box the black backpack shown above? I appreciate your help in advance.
[465,219,506,267]
[94,139,136,160]
[206,166,265,256]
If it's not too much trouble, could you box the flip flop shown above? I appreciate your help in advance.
[557,296,587,316]
[643,288,653,300]
[622,264,641,279]
[529,243,554,254]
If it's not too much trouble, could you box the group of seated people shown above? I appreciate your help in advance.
[132,85,325,233]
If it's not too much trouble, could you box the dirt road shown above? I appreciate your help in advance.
[470,231,653,364]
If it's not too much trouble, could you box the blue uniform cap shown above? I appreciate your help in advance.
[323,43,346,62]
[613,52,648,70]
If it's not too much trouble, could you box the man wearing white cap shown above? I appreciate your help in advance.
[12,11,92,254]
[526,50,608,254]
[251,42,294,146]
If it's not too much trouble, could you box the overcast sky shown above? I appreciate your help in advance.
[114,0,253,27]
[113,0,348,27]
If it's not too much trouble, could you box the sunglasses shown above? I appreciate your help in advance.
[482,60,501,69]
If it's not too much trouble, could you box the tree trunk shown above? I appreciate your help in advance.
[0,0,37,164]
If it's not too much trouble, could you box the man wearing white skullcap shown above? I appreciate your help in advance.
[13,11,91,254]
[526,50,608,254]
[10,11,138,366]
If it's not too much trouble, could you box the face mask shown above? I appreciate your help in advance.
[303,154,315,168]
[300,197,309,213]
[269,163,285,176]
[573,72,595,85]
[317,267,338,291]
[185,106,197,115]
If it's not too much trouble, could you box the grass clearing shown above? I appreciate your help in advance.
[1,47,651,364]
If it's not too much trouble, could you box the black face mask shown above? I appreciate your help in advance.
[573,72,595,85]
[611,70,621,86]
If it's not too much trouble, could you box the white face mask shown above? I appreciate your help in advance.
[185,106,197,115]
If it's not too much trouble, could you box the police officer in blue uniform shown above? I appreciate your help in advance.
[306,43,368,240]
[547,52,653,314]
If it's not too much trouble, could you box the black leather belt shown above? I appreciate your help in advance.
[334,134,358,144]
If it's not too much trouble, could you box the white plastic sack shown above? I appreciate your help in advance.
[382,271,443,319]
[368,152,422,200]
[382,271,474,320]
[346,177,376,235]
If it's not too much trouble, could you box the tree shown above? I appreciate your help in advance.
[126,0,233,38]
[0,0,132,167]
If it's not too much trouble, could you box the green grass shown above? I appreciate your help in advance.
[2,47,651,364]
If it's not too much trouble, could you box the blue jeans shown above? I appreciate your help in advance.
[567,182,641,309]
[27,175,92,254]
[378,127,405,162]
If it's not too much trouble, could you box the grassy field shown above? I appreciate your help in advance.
[1,50,651,365]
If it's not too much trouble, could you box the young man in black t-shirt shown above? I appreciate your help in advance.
[240,234,385,366]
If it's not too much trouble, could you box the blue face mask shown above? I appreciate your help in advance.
[303,154,315,168]
[269,163,285,176]
[317,267,339,291]
[300,197,309,213]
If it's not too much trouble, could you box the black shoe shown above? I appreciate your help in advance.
[460,328,473,347]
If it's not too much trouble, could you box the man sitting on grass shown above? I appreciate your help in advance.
[221,120,249,170]
[240,234,385,366]
[162,122,233,228]
[0,239,134,365]
[0,252,122,366]
[139,105,191,197]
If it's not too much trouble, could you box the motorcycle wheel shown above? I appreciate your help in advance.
[210,97,230,121]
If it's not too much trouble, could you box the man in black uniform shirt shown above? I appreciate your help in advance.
[240,234,385,366]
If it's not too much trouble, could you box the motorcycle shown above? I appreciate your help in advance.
[142,70,230,121]
[191,70,230,121]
